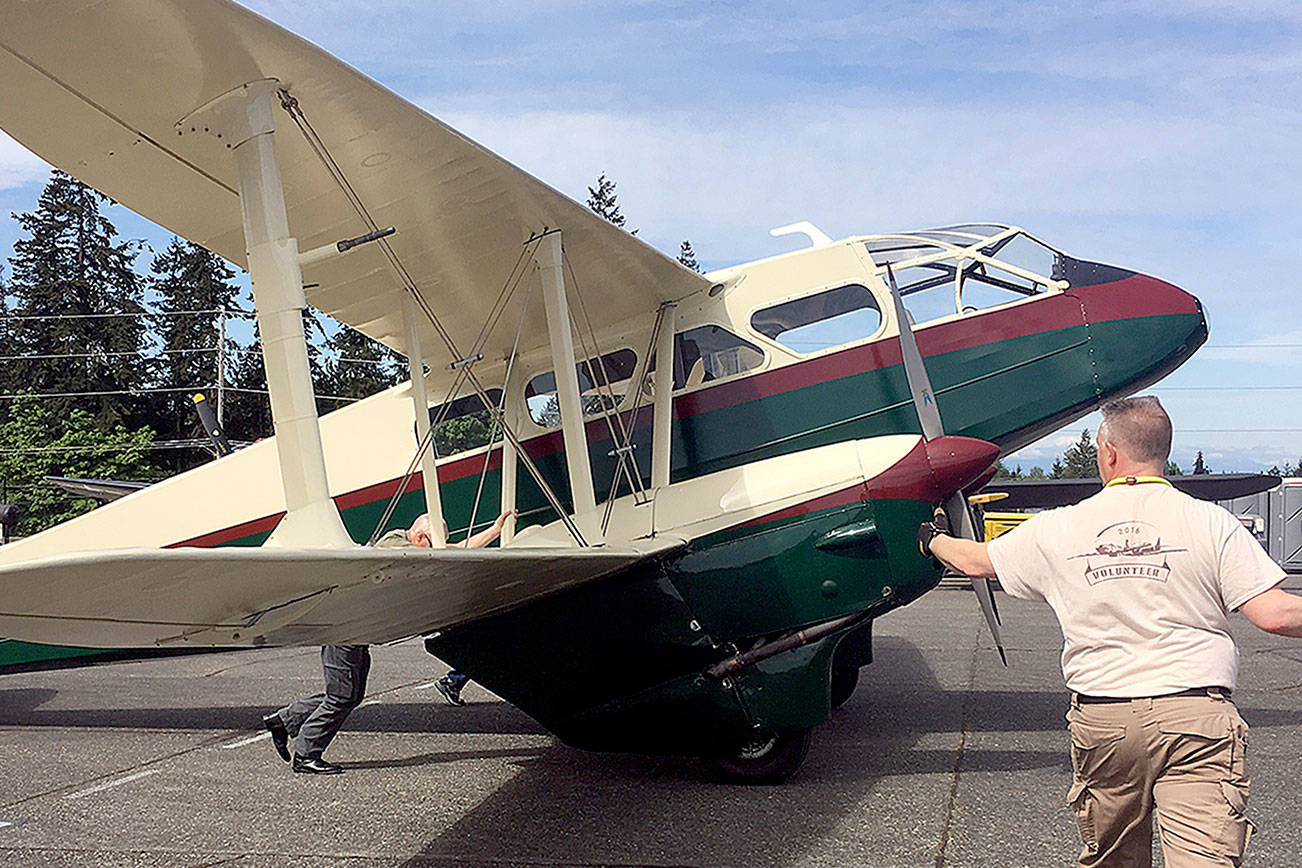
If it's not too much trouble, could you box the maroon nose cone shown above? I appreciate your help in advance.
[864,436,1000,503]
[923,436,1000,500]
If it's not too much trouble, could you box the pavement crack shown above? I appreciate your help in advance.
[934,628,981,868]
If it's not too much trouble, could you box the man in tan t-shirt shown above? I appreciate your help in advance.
[920,395,1302,867]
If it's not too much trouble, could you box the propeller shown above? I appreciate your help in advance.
[884,264,1007,664]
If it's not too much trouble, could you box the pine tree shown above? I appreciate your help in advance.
[3,171,146,426]
[1053,429,1098,478]
[1165,459,1183,476]
[587,173,634,234]
[320,324,404,402]
[678,240,701,272]
[1192,451,1211,475]
[147,239,240,469]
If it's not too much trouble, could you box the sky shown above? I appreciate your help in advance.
[1,0,1299,472]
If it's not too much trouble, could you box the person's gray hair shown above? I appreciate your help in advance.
[1098,395,1172,465]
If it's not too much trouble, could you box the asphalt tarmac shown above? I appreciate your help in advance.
[1,579,1299,867]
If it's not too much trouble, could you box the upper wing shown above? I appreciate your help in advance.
[0,542,682,649]
[0,0,710,360]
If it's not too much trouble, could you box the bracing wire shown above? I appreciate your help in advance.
[277,89,586,545]
[466,290,533,536]
[363,237,539,546]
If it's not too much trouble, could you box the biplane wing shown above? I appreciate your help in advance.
[0,540,680,649]
[0,0,711,362]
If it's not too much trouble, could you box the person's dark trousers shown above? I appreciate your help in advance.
[274,645,370,760]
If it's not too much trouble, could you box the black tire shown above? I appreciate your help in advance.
[705,728,813,785]
[830,665,860,710]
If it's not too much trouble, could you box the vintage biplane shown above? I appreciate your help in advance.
[0,0,1208,782]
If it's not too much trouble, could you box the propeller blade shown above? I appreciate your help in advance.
[883,264,1007,662]
[884,263,944,441]
[944,489,1008,665]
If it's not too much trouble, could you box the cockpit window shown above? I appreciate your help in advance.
[863,226,1064,324]
[751,284,883,354]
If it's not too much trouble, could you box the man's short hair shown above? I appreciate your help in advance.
[1098,395,1172,465]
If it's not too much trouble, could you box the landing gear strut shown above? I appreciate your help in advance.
[704,728,813,785]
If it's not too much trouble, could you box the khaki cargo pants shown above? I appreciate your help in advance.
[1066,692,1253,867]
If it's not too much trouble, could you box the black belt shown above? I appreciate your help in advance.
[1074,687,1231,704]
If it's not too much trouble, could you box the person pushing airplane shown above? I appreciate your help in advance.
[262,509,513,774]
[919,396,1302,867]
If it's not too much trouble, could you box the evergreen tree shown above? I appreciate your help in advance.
[586,173,634,234]
[1053,429,1098,478]
[147,239,240,470]
[678,240,701,272]
[1191,451,1211,475]
[320,324,404,402]
[0,393,157,535]
[1165,459,1183,476]
[3,171,146,426]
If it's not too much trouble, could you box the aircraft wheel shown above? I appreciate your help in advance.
[830,665,860,709]
[705,728,813,785]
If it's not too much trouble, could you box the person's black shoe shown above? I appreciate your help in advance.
[292,755,343,775]
[435,676,466,706]
[262,713,291,763]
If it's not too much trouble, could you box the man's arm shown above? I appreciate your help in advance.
[930,534,997,579]
[452,510,515,549]
[1238,587,1302,638]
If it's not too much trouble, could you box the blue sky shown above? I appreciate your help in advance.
[2,0,1299,471]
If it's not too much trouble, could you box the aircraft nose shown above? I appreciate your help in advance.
[1063,259,1208,394]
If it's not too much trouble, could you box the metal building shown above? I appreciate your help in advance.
[1219,479,1302,573]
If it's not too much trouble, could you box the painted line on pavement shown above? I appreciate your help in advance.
[220,731,272,749]
[64,769,160,800]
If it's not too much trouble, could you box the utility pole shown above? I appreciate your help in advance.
[216,307,226,427]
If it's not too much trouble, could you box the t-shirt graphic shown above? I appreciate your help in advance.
[1068,520,1188,585]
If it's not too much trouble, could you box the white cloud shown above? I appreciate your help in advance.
[0,133,48,192]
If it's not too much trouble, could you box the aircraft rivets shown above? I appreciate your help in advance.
[689,620,701,632]
[821,580,839,599]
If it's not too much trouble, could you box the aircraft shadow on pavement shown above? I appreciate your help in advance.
[391,638,1041,868]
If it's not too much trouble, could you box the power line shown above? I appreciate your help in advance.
[0,309,255,322]
[0,439,221,455]
[1154,386,1302,391]
[0,386,212,399]
[0,347,218,361]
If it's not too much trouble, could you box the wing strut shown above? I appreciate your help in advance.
[535,230,600,544]
[403,296,446,547]
[178,79,351,549]
[651,302,677,489]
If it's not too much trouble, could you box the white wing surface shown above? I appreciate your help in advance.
[0,0,709,360]
[0,543,679,649]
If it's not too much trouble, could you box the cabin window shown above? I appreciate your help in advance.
[426,389,503,456]
[751,284,883,354]
[672,325,764,389]
[525,348,638,427]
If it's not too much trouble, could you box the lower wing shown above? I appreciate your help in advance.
[0,542,679,648]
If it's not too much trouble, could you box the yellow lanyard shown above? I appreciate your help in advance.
[1104,476,1173,489]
